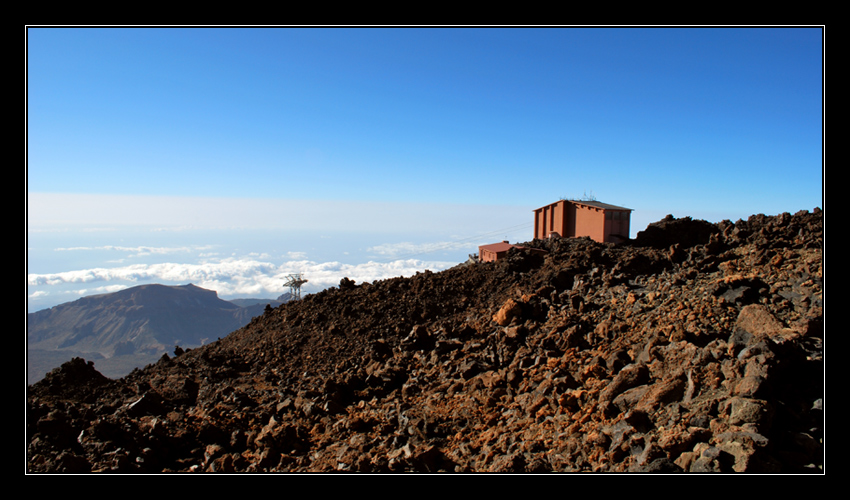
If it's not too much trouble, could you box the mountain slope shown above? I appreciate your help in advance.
[27,210,824,473]
[27,284,270,382]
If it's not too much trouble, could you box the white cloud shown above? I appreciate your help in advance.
[27,194,533,311]
[73,284,131,296]
[55,244,212,257]
[27,284,131,306]
[27,256,456,302]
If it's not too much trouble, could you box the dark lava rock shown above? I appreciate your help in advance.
[27,210,824,474]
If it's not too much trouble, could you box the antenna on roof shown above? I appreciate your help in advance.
[561,190,598,202]
[284,273,308,301]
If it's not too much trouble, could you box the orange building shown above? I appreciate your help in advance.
[533,199,632,243]
[478,241,523,263]
[478,241,546,263]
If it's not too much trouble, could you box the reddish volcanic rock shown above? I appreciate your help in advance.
[27,209,824,473]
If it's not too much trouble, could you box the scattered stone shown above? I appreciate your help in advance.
[27,210,824,473]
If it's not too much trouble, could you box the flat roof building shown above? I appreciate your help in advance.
[478,241,546,263]
[534,199,632,244]
[478,241,523,263]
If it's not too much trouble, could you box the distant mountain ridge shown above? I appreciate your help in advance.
[27,283,282,383]
[229,295,288,308]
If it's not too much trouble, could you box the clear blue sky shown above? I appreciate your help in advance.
[28,27,822,210]
[26,27,824,311]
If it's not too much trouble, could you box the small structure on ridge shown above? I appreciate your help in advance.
[284,273,308,301]
[478,241,546,263]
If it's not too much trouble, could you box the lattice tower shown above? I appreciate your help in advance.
[283,273,308,301]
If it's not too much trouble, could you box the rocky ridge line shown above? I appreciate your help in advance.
[27,210,824,473]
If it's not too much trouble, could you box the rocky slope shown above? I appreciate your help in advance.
[26,210,824,473]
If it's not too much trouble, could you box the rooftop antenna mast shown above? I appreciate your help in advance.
[284,273,308,301]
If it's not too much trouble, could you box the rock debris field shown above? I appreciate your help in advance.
[27,210,824,473]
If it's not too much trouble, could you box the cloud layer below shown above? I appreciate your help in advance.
[27,192,538,311]
[27,255,458,311]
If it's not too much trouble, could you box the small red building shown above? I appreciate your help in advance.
[478,241,522,263]
[478,241,546,263]
[533,199,632,243]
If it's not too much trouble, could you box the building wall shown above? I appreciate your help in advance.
[534,200,568,239]
[479,241,546,262]
[603,210,631,243]
[564,202,576,238]
[480,248,501,262]
[533,200,631,243]
[574,204,606,242]
[534,204,549,239]
[479,242,514,262]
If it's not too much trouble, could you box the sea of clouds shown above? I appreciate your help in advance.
[27,254,461,311]
[26,215,521,312]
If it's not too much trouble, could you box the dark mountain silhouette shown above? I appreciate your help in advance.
[228,293,290,308]
[27,284,275,383]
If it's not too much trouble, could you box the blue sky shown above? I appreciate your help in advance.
[26,27,824,312]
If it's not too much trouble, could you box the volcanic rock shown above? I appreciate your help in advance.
[27,210,824,473]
